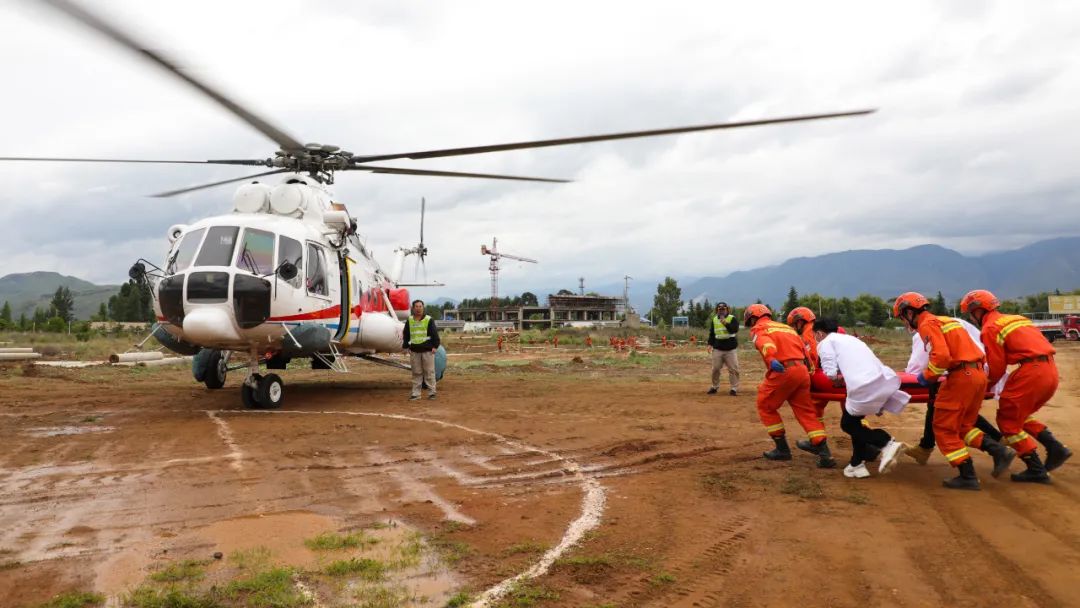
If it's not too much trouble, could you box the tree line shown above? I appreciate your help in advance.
[0,280,154,332]
[647,277,1080,330]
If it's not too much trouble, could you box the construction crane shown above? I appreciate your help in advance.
[481,237,537,318]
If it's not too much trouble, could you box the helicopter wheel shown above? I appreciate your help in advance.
[203,350,227,389]
[256,373,285,409]
[240,374,262,409]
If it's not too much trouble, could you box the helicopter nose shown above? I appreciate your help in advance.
[183,306,242,343]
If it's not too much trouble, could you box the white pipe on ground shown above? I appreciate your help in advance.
[0,347,35,353]
[0,352,41,360]
[109,351,165,364]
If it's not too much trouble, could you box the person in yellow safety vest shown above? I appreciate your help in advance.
[403,300,441,401]
[707,302,741,396]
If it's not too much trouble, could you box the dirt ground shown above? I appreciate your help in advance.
[2,339,1079,608]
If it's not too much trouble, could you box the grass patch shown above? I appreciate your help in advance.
[353,583,413,608]
[843,488,870,505]
[35,592,106,608]
[494,582,559,608]
[126,586,219,608]
[429,536,472,564]
[223,567,310,608]
[391,531,425,569]
[444,591,473,607]
[228,546,272,571]
[504,540,547,556]
[323,557,386,580]
[0,560,21,571]
[553,554,614,583]
[149,559,211,583]
[650,572,676,586]
[701,472,739,497]
[780,473,824,500]
[304,531,377,551]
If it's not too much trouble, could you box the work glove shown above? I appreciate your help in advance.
[769,360,786,374]
[916,372,930,387]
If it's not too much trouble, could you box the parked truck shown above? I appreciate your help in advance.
[1029,315,1080,342]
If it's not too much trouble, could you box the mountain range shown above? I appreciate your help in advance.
[2,237,1077,320]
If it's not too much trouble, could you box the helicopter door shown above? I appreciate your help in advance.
[334,253,350,343]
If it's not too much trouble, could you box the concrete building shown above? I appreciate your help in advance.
[444,293,624,330]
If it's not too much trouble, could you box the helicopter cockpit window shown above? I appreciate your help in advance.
[306,243,328,297]
[167,227,205,274]
[278,236,303,289]
[195,226,240,267]
[235,228,275,275]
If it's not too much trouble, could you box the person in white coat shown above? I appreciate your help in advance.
[903,318,1004,464]
[814,318,909,478]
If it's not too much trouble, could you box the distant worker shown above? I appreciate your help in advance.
[903,316,1004,465]
[813,318,909,478]
[961,289,1072,482]
[893,292,1014,490]
[403,299,441,401]
[744,304,836,468]
[707,302,741,396]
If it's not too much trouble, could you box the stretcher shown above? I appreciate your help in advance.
[810,370,996,404]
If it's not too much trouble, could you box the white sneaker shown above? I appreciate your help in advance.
[844,463,870,478]
[878,439,905,474]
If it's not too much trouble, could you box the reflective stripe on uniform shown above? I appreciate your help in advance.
[927,362,947,376]
[941,321,963,333]
[408,315,431,345]
[945,447,970,463]
[807,429,826,440]
[765,325,798,336]
[964,428,984,445]
[997,317,1034,345]
[761,343,777,354]
[1005,432,1030,445]
[766,422,785,433]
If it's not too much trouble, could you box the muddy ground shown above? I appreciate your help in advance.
[2,341,1079,607]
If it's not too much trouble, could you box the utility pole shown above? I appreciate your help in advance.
[578,277,585,296]
[623,275,633,313]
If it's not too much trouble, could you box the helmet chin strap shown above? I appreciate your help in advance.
[903,309,919,331]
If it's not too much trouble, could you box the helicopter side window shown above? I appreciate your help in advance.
[235,228,275,275]
[195,226,239,267]
[306,243,328,297]
[167,227,206,274]
[278,236,303,289]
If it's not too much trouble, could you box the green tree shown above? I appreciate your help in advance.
[650,277,683,326]
[45,316,67,333]
[930,291,948,315]
[867,297,889,327]
[782,286,799,318]
[0,300,10,330]
[108,280,154,322]
[95,302,109,321]
[51,286,75,322]
[32,306,49,330]
[837,297,856,327]
[521,291,539,306]
[17,312,28,331]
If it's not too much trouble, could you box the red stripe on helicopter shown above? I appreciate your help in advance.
[269,305,341,322]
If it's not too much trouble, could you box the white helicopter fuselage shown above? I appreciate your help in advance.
[152,174,413,361]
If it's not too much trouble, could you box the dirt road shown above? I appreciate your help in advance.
[2,342,1078,607]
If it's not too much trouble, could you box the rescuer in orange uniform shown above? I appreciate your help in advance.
[893,292,1015,490]
[960,289,1072,482]
[787,306,832,426]
[745,304,836,468]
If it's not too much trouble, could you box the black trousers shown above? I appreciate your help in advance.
[918,384,1003,449]
[841,408,892,466]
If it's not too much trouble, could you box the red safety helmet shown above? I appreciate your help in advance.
[786,306,816,326]
[960,289,1000,314]
[892,292,929,318]
[743,303,772,327]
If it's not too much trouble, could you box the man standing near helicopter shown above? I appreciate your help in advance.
[404,300,441,401]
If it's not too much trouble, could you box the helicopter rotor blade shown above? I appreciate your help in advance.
[350,109,876,163]
[346,164,569,183]
[40,0,305,152]
[419,197,425,251]
[151,168,289,198]
[0,156,270,166]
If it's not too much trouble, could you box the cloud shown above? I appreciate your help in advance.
[1,0,1079,298]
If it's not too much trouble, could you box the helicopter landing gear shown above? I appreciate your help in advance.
[202,349,229,389]
[240,352,284,409]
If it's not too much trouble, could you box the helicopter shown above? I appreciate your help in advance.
[2,0,874,408]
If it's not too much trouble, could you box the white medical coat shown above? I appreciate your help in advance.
[819,333,911,416]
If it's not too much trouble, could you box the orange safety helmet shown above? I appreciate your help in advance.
[960,289,1000,314]
[786,306,816,326]
[892,292,929,318]
[743,303,772,327]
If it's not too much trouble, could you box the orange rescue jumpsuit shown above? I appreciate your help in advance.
[980,311,1058,456]
[798,323,830,424]
[751,320,826,445]
[919,314,988,466]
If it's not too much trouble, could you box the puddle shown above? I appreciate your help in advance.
[96,510,457,606]
[24,426,115,437]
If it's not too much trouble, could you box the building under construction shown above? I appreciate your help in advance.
[445,293,625,330]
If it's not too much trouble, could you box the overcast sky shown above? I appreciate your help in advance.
[1,0,1078,301]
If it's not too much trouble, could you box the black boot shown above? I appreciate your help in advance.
[1011,452,1051,484]
[795,438,837,469]
[980,437,1016,478]
[1037,429,1073,471]
[943,459,980,490]
[763,436,792,461]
